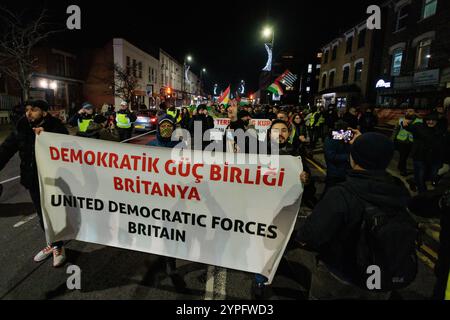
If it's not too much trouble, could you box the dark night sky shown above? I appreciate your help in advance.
[2,0,384,93]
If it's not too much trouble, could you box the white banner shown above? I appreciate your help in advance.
[211,118,231,141]
[35,133,303,283]
[250,119,272,142]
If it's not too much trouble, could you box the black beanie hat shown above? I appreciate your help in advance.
[30,99,49,111]
[351,132,394,170]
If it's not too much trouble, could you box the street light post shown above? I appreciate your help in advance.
[183,55,192,103]
[200,68,206,96]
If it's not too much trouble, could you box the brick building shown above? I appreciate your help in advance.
[316,20,383,110]
[375,0,450,109]
[83,38,161,110]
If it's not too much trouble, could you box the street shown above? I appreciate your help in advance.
[0,126,437,300]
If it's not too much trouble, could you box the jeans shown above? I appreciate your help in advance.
[28,187,63,248]
[413,161,443,193]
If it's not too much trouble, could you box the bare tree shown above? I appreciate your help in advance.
[0,7,60,102]
[112,63,139,108]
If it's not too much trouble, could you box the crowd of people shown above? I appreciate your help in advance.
[0,98,449,300]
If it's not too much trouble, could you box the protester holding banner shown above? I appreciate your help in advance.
[253,119,312,298]
[0,100,68,267]
[146,114,186,286]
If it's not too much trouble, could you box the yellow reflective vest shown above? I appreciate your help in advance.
[446,271,450,300]
[78,119,93,133]
[307,112,324,128]
[116,113,132,129]
[396,117,422,143]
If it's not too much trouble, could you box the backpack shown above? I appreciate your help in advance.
[342,184,419,292]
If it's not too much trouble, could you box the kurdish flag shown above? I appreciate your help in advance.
[217,85,231,105]
[267,82,283,96]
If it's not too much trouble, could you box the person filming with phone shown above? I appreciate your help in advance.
[322,120,353,196]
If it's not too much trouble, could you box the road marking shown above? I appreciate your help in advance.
[424,228,440,243]
[0,176,20,184]
[417,251,435,270]
[204,266,215,300]
[13,214,37,228]
[204,266,227,300]
[420,244,438,260]
[120,130,156,143]
[306,158,326,175]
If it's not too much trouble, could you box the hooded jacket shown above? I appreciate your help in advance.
[147,114,180,148]
[0,114,68,190]
[297,170,410,281]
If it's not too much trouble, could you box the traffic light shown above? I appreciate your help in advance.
[166,87,172,95]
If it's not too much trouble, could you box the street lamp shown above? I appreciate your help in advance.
[262,26,274,47]
[200,68,206,97]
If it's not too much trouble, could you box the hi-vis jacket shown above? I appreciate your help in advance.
[394,117,422,143]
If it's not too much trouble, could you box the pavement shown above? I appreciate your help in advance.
[0,125,438,300]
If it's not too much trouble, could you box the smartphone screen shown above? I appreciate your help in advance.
[332,130,353,142]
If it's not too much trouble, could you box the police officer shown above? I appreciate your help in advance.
[115,101,137,142]
[393,108,422,177]
[307,107,323,150]
[68,102,106,139]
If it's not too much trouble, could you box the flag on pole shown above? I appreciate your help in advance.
[218,85,231,105]
[275,70,298,87]
[267,82,283,96]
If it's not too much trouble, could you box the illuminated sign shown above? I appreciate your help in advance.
[376,79,391,88]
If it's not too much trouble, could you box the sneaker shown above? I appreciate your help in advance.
[33,245,53,262]
[52,246,66,268]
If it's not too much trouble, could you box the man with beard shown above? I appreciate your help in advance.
[0,100,68,267]
[253,119,311,299]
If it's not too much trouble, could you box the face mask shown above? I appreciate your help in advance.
[160,126,173,138]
